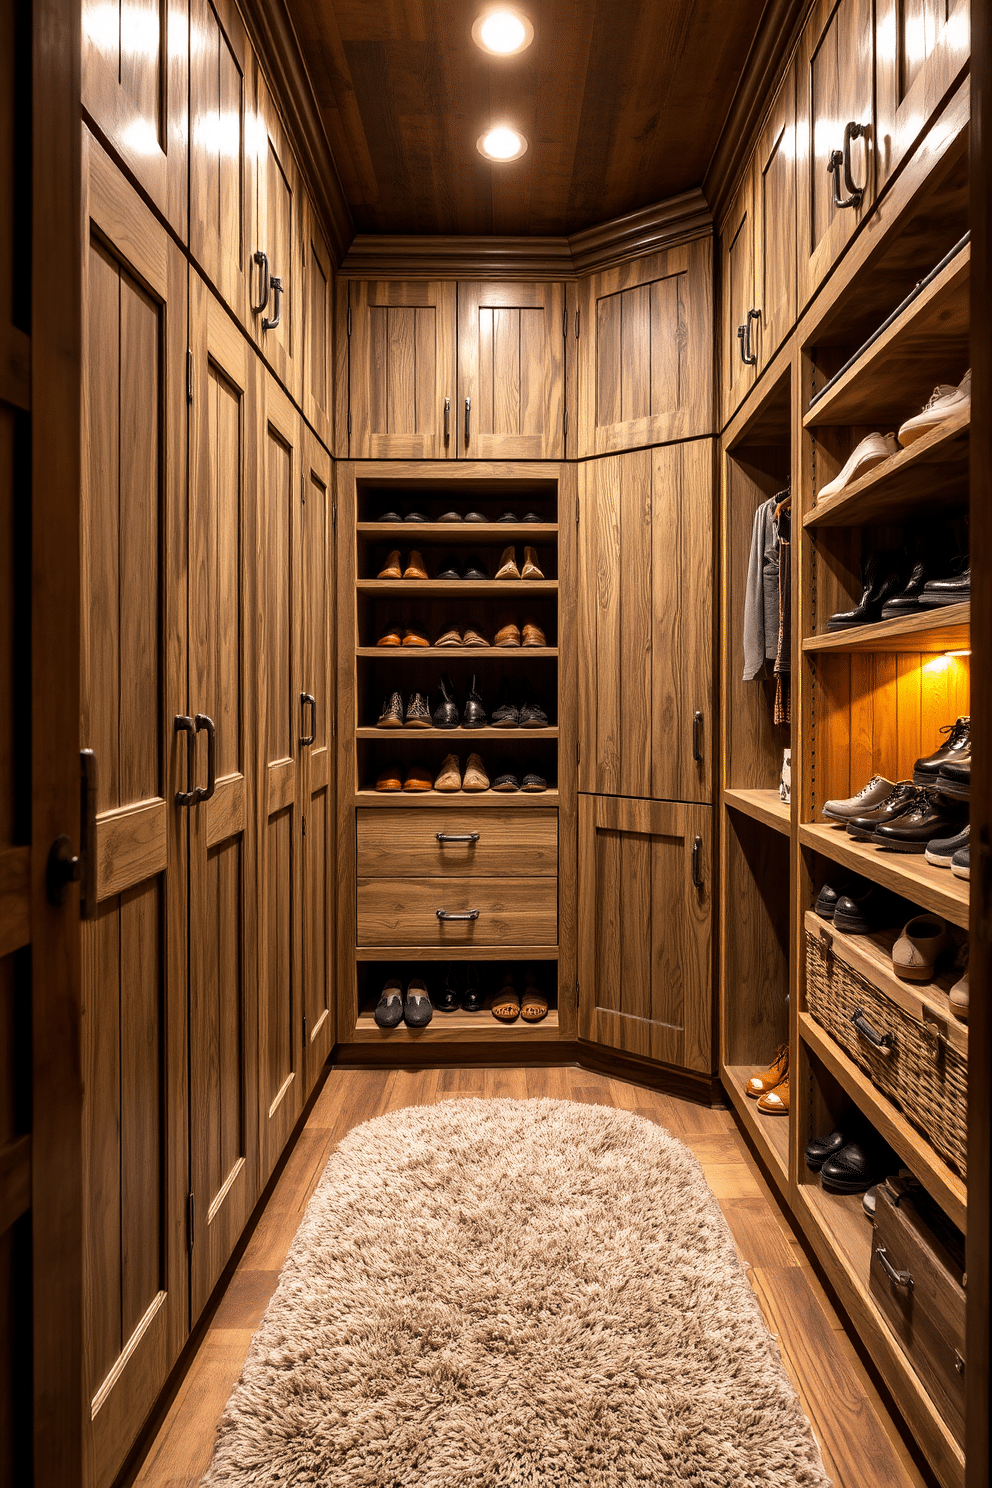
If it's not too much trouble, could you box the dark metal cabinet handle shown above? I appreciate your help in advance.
[828,122,867,209]
[436,832,480,844]
[875,1246,913,1288]
[193,713,216,803]
[79,747,98,918]
[175,715,196,805]
[444,396,451,443]
[692,710,704,762]
[252,250,270,314]
[737,311,760,366]
[852,1007,894,1054]
[263,275,283,331]
[691,835,703,889]
[464,395,471,443]
[300,692,316,748]
[437,908,481,921]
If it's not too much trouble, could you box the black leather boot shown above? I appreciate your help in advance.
[462,675,487,728]
[431,673,460,729]
[920,555,970,607]
[827,550,905,630]
[881,531,956,618]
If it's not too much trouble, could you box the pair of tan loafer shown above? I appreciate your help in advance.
[376,627,431,648]
[745,1045,790,1116]
[495,546,544,581]
[378,549,427,580]
[375,763,433,792]
[434,753,489,792]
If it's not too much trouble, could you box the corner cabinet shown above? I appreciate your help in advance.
[577,794,713,1074]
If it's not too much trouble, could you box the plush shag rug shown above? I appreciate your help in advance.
[201,1099,831,1487]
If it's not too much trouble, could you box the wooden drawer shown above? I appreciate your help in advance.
[357,877,558,947]
[357,809,557,878]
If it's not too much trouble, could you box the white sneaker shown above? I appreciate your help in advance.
[817,432,900,501]
[897,369,971,447]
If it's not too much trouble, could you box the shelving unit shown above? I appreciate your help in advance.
[802,602,970,654]
[800,824,970,927]
[722,787,791,835]
[804,407,970,528]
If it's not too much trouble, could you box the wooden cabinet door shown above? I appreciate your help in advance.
[720,176,756,425]
[576,241,714,454]
[80,137,189,1488]
[875,0,970,188]
[347,280,457,458]
[189,0,255,329]
[256,372,304,1179]
[302,194,334,447]
[82,0,188,239]
[253,68,302,403]
[753,65,797,371]
[457,281,565,458]
[796,0,874,309]
[301,431,335,1089]
[577,442,713,804]
[577,795,712,1073]
[187,272,258,1319]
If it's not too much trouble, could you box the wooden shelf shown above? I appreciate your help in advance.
[354,789,560,807]
[358,523,558,540]
[799,823,969,928]
[352,1007,560,1042]
[721,1065,790,1194]
[355,946,559,962]
[795,1178,965,1488]
[357,580,558,596]
[804,244,970,428]
[357,726,558,740]
[356,646,559,658]
[722,787,791,835]
[802,602,969,653]
[800,1012,966,1231]
[805,406,969,527]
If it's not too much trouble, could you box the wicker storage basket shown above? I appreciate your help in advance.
[805,928,967,1179]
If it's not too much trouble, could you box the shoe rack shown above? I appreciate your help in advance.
[334,461,577,1048]
[720,84,971,1488]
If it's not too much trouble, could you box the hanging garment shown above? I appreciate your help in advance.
[774,503,791,725]
[742,495,780,681]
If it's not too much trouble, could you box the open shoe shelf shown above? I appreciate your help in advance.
[356,646,559,658]
[802,602,970,653]
[800,823,970,928]
[804,406,969,528]
[358,579,559,597]
[722,788,791,836]
[358,522,559,539]
[354,789,561,808]
[352,1007,560,1042]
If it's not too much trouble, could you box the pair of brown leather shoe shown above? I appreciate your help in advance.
[434,753,489,791]
[435,626,489,648]
[378,549,427,580]
[376,626,430,648]
[495,546,544,580]
[495,619,546,647]
[745,1046,790,1115]
[375,762,433,792]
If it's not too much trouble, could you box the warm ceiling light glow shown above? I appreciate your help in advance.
[477,126,528,161]
[472,8,534,55]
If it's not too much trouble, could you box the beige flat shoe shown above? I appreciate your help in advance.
[892,914,951,982]
[435,627,463,648]
[378,549,402,579]
[434,753,462,791]
[495,545,520,580]
[522,546,544,579]
[462,752,490,791]
[463,627,489,647]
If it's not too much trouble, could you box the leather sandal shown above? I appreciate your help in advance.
[492,772,520,792]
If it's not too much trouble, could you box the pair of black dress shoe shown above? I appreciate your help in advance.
[429,675,549,730]
[805,1128,897,1195]
[827,546,970,630]
[431,675,488,729]
[815,877,904,934]
[912,715,971,801]
[438,555,491,581]
[434,965,485,1012]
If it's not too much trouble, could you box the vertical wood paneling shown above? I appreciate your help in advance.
[190,0,251,325]
[876,0,968,185]
[82,901,123,1392]
[456,282,565,457]
[753,66,797,371]
[619,448,652,796]
[349,281,456,458]
[118,881,162,1341]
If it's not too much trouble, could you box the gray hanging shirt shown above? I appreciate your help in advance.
[742,496,780,681]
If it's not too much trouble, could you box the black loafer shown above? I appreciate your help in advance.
[821,1140,894,1195]
[463,556,490,580]
[522,512,542,522]
[492,679,520,727]
[404,511,428,523]
[518,677,548,728]
[378,510,402,522]
[833,883,902,934]
[498,510,519,522]
[464,511,486,523]
[522,773,548,792]
[403,979,433,1027]
[438,511,463,522]
[815,881,862,920]
[373,978,404,1028]
[437,556,461,580]
[492,773,520,792]
[805,1129,846,1171]
[462,968,485,1012]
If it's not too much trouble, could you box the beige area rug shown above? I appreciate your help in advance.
[201,1098,831,1487]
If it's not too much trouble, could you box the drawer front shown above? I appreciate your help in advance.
[357,809,558,878]
[357,877,558,947]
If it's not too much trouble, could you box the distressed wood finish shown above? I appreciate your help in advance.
[80,137,190,1488]
[577,794,713,1074]
[577,442,713,803]
[253,65,302,403]
[457,282,566,459]
[188,272,259,1323]
[875,0,970,188]
[577,240,714,453]
[357,877,558,949]
[796,0,875,311]
[720,176,756,424]
[357,809,558,878]
[753,64,797,374]
[81,0,189,239]
[348,280,457,458]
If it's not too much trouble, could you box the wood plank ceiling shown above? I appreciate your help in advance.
[284,0,771,236]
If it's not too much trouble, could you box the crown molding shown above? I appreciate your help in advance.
[567,190,712,273]
[238,0,354,266]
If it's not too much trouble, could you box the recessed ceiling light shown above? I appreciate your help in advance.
[472,8,534,56]
[477,126,529,162]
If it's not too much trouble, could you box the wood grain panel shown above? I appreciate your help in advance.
[876,0,969,187]
[349,280,456,458]
[96,798,168,900]
[753,64,797,372]
[357,877,558,948]
[720,175,755,424]
[458,282,565,458]
[253,67,301,401]
[357,808,557,878]
[302,194,332,444]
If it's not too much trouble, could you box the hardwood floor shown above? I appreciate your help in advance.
[132,1065,931,1488]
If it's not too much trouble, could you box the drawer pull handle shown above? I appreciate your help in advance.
[851,1007,894,1053]
[436,832,480,844]
[875,1245,913,1289]
[436,909,480,921]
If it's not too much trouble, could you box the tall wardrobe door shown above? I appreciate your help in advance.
[189,0,255,329]
[302,195,334,447]
[875,0,969,188]
[576,242,714,455]
[753,65,797,371]
[347,280,457,458]
[82,0,188,238]
[187,272,258,1318]
[253,68,302,402]
[577,795,712,1074]
[720,176,756,425]
[457,282,565,458]
[80,136,189,1488]
[577,442,713,803]
[256,373,304,1178]
[301,431,335,1089]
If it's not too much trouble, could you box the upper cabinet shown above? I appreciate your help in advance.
[576,241,714,455]
[796,0,875,309]
[302,194,334,447]
[82,0,189,240]
[752,65,797,372]
[720,177,756,426]
[347,280,457,458]
[875,0,970,188]
[252,68,303,403]
[457,282,566,459]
